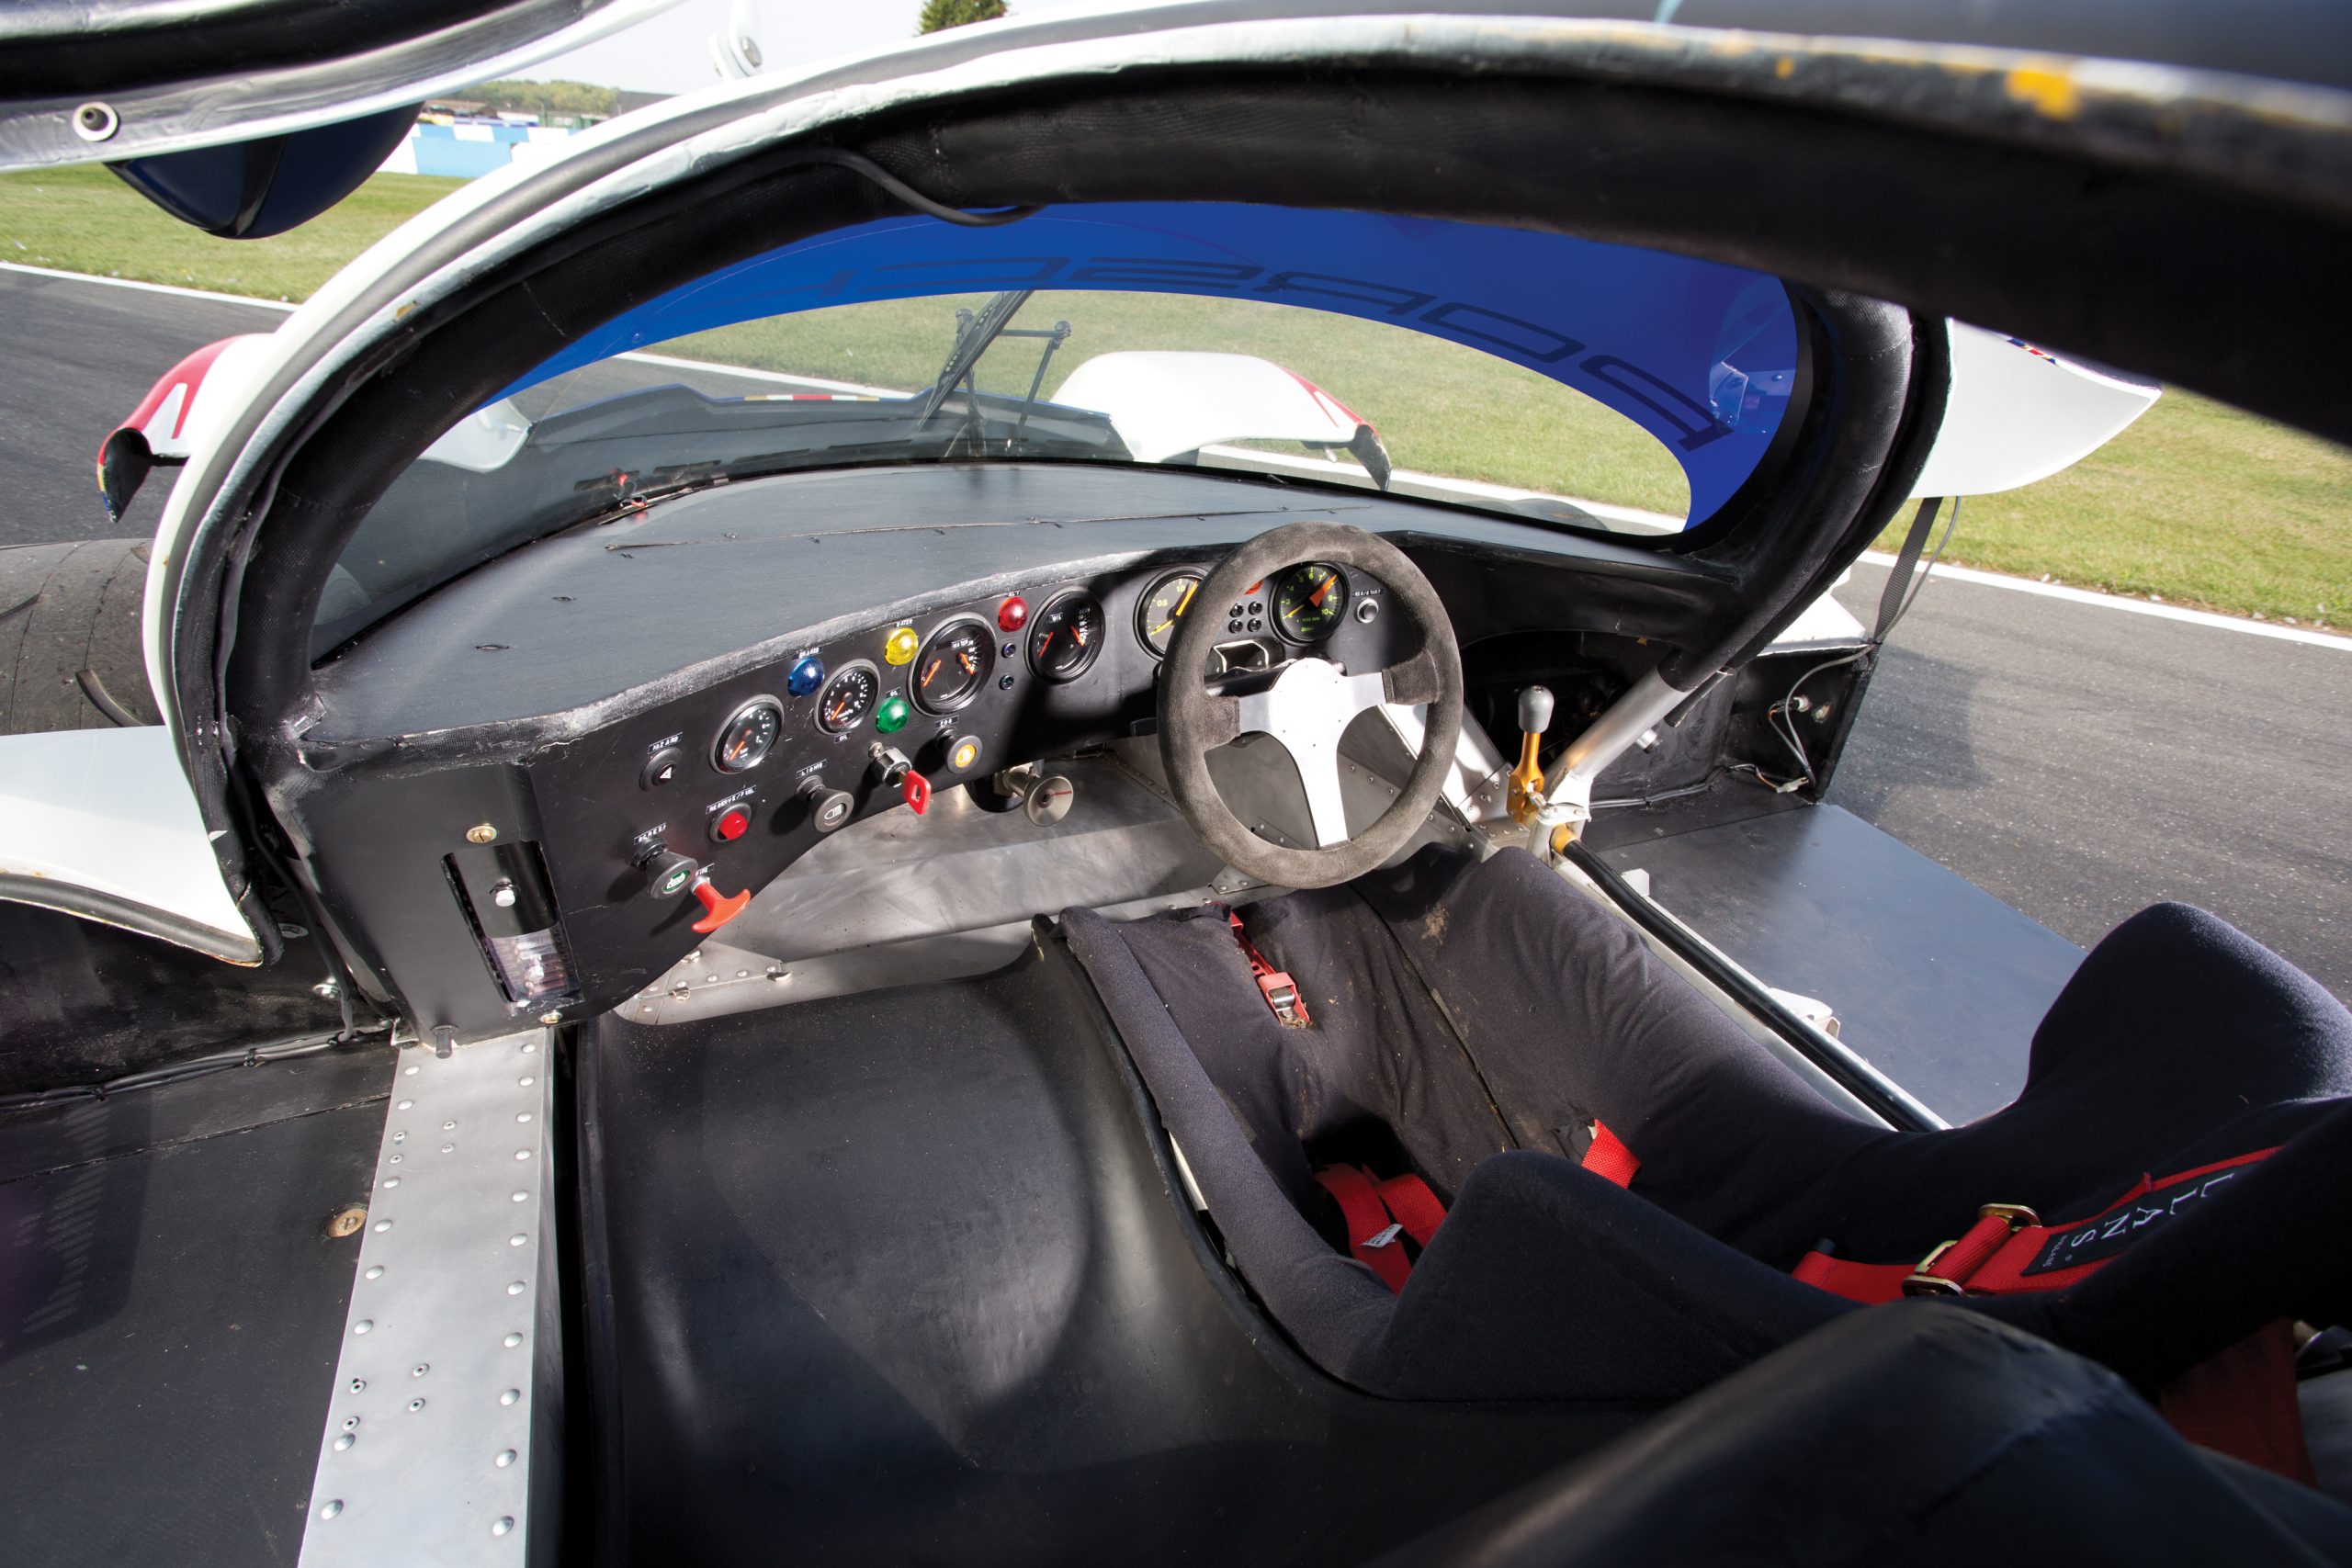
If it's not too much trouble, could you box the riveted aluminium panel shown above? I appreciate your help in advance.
[298,1030,555,1566]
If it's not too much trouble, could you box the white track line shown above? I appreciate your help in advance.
[2,259,296,310]
[12,265,2345,651]
[0,264,899,395]
[1860,550,2350,651]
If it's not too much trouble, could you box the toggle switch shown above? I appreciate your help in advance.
[1509,684,1554,827]
[688,873,751,934]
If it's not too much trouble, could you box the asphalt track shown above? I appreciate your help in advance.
[5,265,2347,1000]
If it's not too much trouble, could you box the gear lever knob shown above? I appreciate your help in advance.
[1509,684,1555,826]
[1518,684,1555,736]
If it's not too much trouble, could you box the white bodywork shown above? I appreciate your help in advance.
[1056,351,1374,464]
[1911,322,2162,498]
[0,726,259,962]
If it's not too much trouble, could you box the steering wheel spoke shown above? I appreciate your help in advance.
[1157,522,1463,889]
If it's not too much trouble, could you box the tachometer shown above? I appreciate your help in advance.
[713,697,783,773]
[815,661,880,735]
[1136,570,1204,659]
[1273,563,1350,643]
[1027,591,1105,682]
[911,617,992,714]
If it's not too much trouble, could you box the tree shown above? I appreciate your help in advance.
[918,0,1007,34]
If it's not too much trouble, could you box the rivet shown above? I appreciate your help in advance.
[499,1389,521,1405]
[521,1043,538,1054]
[492,1517,514,1537]
[344,1416,361,1430]
[349,1379,366,1393]
[354,1320,374,1335]
[333,1433,355,1451]
[392,1132,406,1144]
[365,1266,385,1280]
[495,1450,517,1468]
[511,1191,529,1202]
[443,1121,457,1131]
[408,1397,425,1413]
[412,1363,430,1378]
[736,968,750,978]
[518,1076,535,1087]
[389,1154,403,1164]
[516,1111,532,1123]
[396,1099,414,1110]
[320,1499,344,1520]
[372,1220,391,1233]
[466,823,498,844]
[509,1234,528,1247]
[440,1144,455,1154]
[503,1332,524,1348]
[538,1010,562,1026]
[382,1177,401,1190]
[506,1280,527,1296]
[403,1065,420,1076]
[514,1150,531,1161]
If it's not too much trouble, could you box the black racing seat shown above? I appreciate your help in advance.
[1060,847,2352,1443]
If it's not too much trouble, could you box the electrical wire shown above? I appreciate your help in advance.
[795,146,1041,227]
[1770,498,1965,785]
[0,1025,389,1111]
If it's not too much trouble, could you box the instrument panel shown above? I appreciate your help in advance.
[491,553,1401,1020]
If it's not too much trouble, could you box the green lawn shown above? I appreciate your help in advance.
[6,164,2346,626]
[0,163,465,301]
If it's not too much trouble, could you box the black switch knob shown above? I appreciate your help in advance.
[798,776,854,834]
[637,845,697,899]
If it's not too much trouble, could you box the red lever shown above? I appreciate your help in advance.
[689,874,751,934]
[900,770,932,815]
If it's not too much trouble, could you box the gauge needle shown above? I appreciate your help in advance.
[921,658,941,689]
[957,650,977,675]
[828,696,849,725]
[1309,575,1336,608]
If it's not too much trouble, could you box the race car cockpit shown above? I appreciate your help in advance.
[5,5,2352,1565]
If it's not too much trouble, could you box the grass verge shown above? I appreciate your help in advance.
[6,165,2346,626]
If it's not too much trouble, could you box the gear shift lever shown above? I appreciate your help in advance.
[1509,684,1553,826]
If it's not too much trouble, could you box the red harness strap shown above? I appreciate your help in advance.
[1315,1165,1447,1293]
[1791,1147,2280,1304]
[1228,913,1310,1027]
[1580,1120,1641,1188]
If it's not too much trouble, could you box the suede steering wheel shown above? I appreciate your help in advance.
[1157,521,1464,890]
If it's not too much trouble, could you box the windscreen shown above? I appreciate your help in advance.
[315,204,1800,653]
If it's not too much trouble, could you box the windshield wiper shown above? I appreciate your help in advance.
[918,288,1033,426]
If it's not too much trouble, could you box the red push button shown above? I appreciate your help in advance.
[711,806,752,843]
[997,595,1029,633]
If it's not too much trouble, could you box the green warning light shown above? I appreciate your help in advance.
[874,694,911,735]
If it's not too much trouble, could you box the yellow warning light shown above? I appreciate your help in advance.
[883,626,920,666]
[948,737,983,773]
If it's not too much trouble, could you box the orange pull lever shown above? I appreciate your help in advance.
[689,874,751,934]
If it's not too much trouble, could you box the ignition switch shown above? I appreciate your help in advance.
[867,743,930,815]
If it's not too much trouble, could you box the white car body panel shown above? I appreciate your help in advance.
[1055,351,1370,462]
[0,725,261,963]
[1911,321,2163,498]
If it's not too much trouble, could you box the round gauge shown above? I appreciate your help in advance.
[1272,562,1351,643]
[814,661,880,735]
[911,617,993,715]
[1027,591,1106,682]
[712,697,783,773]
[1136,570,1204,659]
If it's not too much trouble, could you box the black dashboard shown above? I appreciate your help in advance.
[288,464,1724,1042]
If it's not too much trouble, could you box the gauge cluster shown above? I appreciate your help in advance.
[398,550,1405,1028]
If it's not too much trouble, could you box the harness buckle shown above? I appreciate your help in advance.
[1901,1203,2042,1297]
[1257,971,1308,1027]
